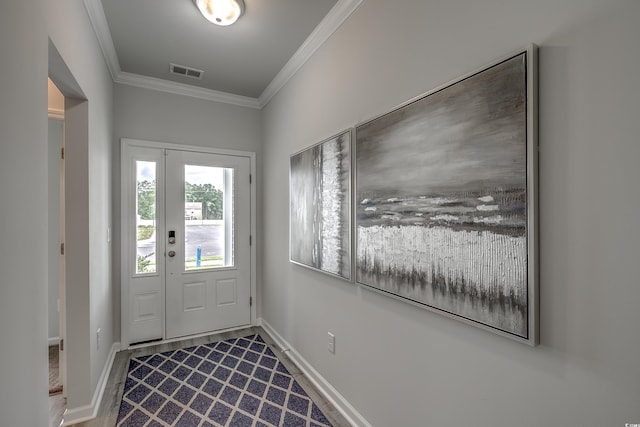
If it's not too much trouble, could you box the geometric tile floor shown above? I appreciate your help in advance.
[116,334,333,427]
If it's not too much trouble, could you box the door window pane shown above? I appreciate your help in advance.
[136,161,156,274]
[184,165,233,270]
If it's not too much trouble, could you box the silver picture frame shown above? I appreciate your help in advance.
[290,129,353,281]
[354,46,538,345]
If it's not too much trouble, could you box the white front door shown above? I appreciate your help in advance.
[165,149,251,339]
[121,141,253,346]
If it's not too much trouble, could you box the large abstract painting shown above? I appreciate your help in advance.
[355,48,538,343]
[290,130,352,280]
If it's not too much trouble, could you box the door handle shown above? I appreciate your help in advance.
[168,250,176,258]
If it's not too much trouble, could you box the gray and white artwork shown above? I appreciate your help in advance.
[290,130,351,280]
[356,53,531,338]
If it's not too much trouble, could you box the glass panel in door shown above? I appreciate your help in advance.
[136,160,156,274]
[184,165,234,270]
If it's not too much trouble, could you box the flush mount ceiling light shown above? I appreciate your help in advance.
[194,0,245,26]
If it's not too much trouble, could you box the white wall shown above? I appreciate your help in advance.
[112,83,263,340]
[261,1,640,426]
[0,1,49,425]
[48,0,115,417]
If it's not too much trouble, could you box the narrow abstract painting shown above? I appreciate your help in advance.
[290,130,351,280]
[356,49,537,343]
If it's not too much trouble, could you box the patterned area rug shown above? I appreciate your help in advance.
[116,334,334,427]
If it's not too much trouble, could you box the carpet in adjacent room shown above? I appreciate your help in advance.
[49,345,63,396]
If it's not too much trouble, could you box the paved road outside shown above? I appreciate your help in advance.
[137,224,223,260]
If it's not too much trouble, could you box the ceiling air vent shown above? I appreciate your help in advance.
[169,63,204,80]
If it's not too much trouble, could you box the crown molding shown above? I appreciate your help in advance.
[84,0,363,110]
[83,0,121,81]
[115,72,261,109]
[257,0,363,108]
[83,0,260,108]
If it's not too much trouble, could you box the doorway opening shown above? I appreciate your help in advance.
[47,77,66,426]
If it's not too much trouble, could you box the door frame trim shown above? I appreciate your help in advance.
[120,138,257,349]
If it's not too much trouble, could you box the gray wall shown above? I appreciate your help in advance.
[48,0,115,413]
[0,0,114,421]
[0,1,48,425]
[112,83,263,340]
[261,0,640,426]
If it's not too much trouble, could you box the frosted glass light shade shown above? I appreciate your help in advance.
[194,0,245,26]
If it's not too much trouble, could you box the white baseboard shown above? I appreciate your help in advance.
[260,320,371,427]
[61,402,93,426]
[48,336,60,346]
[61,342,120,426]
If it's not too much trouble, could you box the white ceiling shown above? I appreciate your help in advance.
[87,0,362,108]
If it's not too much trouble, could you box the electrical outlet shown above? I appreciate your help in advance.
[327,332,335,354]
[97,328,101,350]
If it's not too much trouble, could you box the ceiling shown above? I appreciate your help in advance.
[88,0,362,108]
